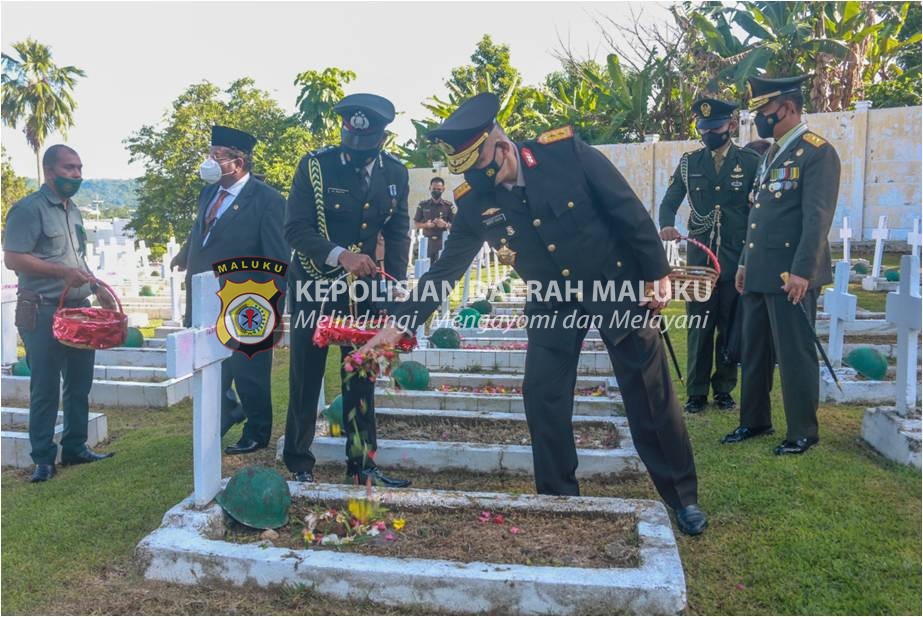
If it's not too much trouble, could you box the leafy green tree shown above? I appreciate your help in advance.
[1,38,85,184]
[1,146,31,224]
[125,78,317,246]
[294,67,356,140]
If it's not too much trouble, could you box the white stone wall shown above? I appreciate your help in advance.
[408,105,922,242]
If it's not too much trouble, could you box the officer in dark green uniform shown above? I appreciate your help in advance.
[283,93,411,486]
[3,145,114,483]
[722,75,840,455]
[414,176,455,260]
[658,98,760,413]
[361,93,708,536]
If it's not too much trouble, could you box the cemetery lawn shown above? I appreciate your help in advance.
[1,306,920,615]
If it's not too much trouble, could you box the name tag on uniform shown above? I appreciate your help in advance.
[327,187,349,195]
[482,213,507,227]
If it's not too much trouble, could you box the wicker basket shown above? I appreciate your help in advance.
[52,279,128,350]
[670,236,722,301]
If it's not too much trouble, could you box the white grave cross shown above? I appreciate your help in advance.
[822,261,857,367]
[885,255,921,415]
[862,216,890,290]
[166,271,232,506]
[908,218,921,259]
[1,264,19,366]
[839,216,852,263]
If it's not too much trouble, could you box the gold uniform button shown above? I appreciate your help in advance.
[361,222,368,229]
[715,186,721,191]
[561,268,571,277]
[567,201,575,208]
[748,242,754,248]
[334,203,341,209]
[363,203,370,210]
[741,240,745,245]
[357,242,363,248]
[500,238,507,245]
[533,218,542,227]
[774,191,782,198]
[751,223,757,229]
[755,203,761,209]
[547,244,556,252]
[616,261,623,267]
[785,241,791,248]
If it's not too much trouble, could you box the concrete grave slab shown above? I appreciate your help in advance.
[138,482,686,615]
[1,407,108,468]
[861,406,921,469]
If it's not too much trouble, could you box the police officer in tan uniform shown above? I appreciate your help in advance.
[414,176,455,260]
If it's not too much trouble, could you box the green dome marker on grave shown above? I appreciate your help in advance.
[321,394,344,430]
[140,285,155,297]
[885,269,900,282]
[846,347,888,381]
[124,327,144,348]
[430,327,462,349]
[852,262,869,274]
[455,307,481,329]
[11,360,30,377]
[393,360,430,390]
[470,299,493,315]
[216,465,291,530]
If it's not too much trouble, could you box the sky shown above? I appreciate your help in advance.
[1,0,673,179]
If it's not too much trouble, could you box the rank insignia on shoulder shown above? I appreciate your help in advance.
[537,125,574,145]
[802,133,827,147]
[454,182,472,200]
[481,207,501,216]
[520,146,537,168]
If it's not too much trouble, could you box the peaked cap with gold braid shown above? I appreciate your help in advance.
[427,92,500,174]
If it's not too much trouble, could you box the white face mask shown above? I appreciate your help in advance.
[199,157,224,184]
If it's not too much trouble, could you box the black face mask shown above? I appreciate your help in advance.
[431,190,443,200]
[754,111,781,139]
[342,146,379,169]
[464,145,502,194]
[701,130,730,151]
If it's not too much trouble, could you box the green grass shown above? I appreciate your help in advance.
[1,306,920,614]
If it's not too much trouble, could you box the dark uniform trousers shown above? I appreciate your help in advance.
[19,302,95,464]
[686,278,739,397]
[740,288,819,441]
[523,304,698,508]
[283,293,379,473]
[220,349,274,445]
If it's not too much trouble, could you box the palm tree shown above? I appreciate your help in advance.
[1,38,85,184]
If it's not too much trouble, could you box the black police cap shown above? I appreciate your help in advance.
[748,75,809,110]
[333,93,395,150]
[211,125,257,154]
[426,92,500,173]
[692,98,738,129]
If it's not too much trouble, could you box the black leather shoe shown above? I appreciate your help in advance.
[773,436,819,455]
[713,392,736,411]
[350,465,411,488]
[60,448,114,466]
[30,464,55,482]
[721,425,774,444]
[224,439,266,455]
[675,504,708,536]
[684,395,708,414]
[292,471,315,483]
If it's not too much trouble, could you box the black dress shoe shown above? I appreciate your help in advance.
[60,448,115,466]
[721,425,774,444]
[684,395,708,414]
[220,403,246,437]
[224,439,266,455]
[30,464,55,482]
[773,436,819,455]
[675,504,708,536]
[292,471,315,482]
[713,392,736,411]
[349,465,411,488]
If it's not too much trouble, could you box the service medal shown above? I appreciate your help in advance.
[496,245,517,266]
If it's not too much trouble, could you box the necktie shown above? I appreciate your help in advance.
[204,189,231,238]
[358,166,371,195]
[713,151,725,174]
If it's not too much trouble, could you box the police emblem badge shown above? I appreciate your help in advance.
[212,258,288,357]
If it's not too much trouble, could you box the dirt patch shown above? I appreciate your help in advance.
[225,499,640,569]
[2,423,29,432]
[377,414,618,448]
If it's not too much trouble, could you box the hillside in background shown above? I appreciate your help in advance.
[71,178,139,210]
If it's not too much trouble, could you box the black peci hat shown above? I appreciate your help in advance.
[211,125,257,154]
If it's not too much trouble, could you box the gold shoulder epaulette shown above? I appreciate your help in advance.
[802,132,827,147]
[537,125,574,145]
[453,182,472,201]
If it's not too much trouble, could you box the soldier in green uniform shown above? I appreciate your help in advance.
[658,98,760,413]
[361,93,708,536]
[3,145,115,482]
[722,75,841,455]
[414,177,455,261]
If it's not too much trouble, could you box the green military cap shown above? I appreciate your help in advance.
[692,98,738,129]
[747,75,809,110]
